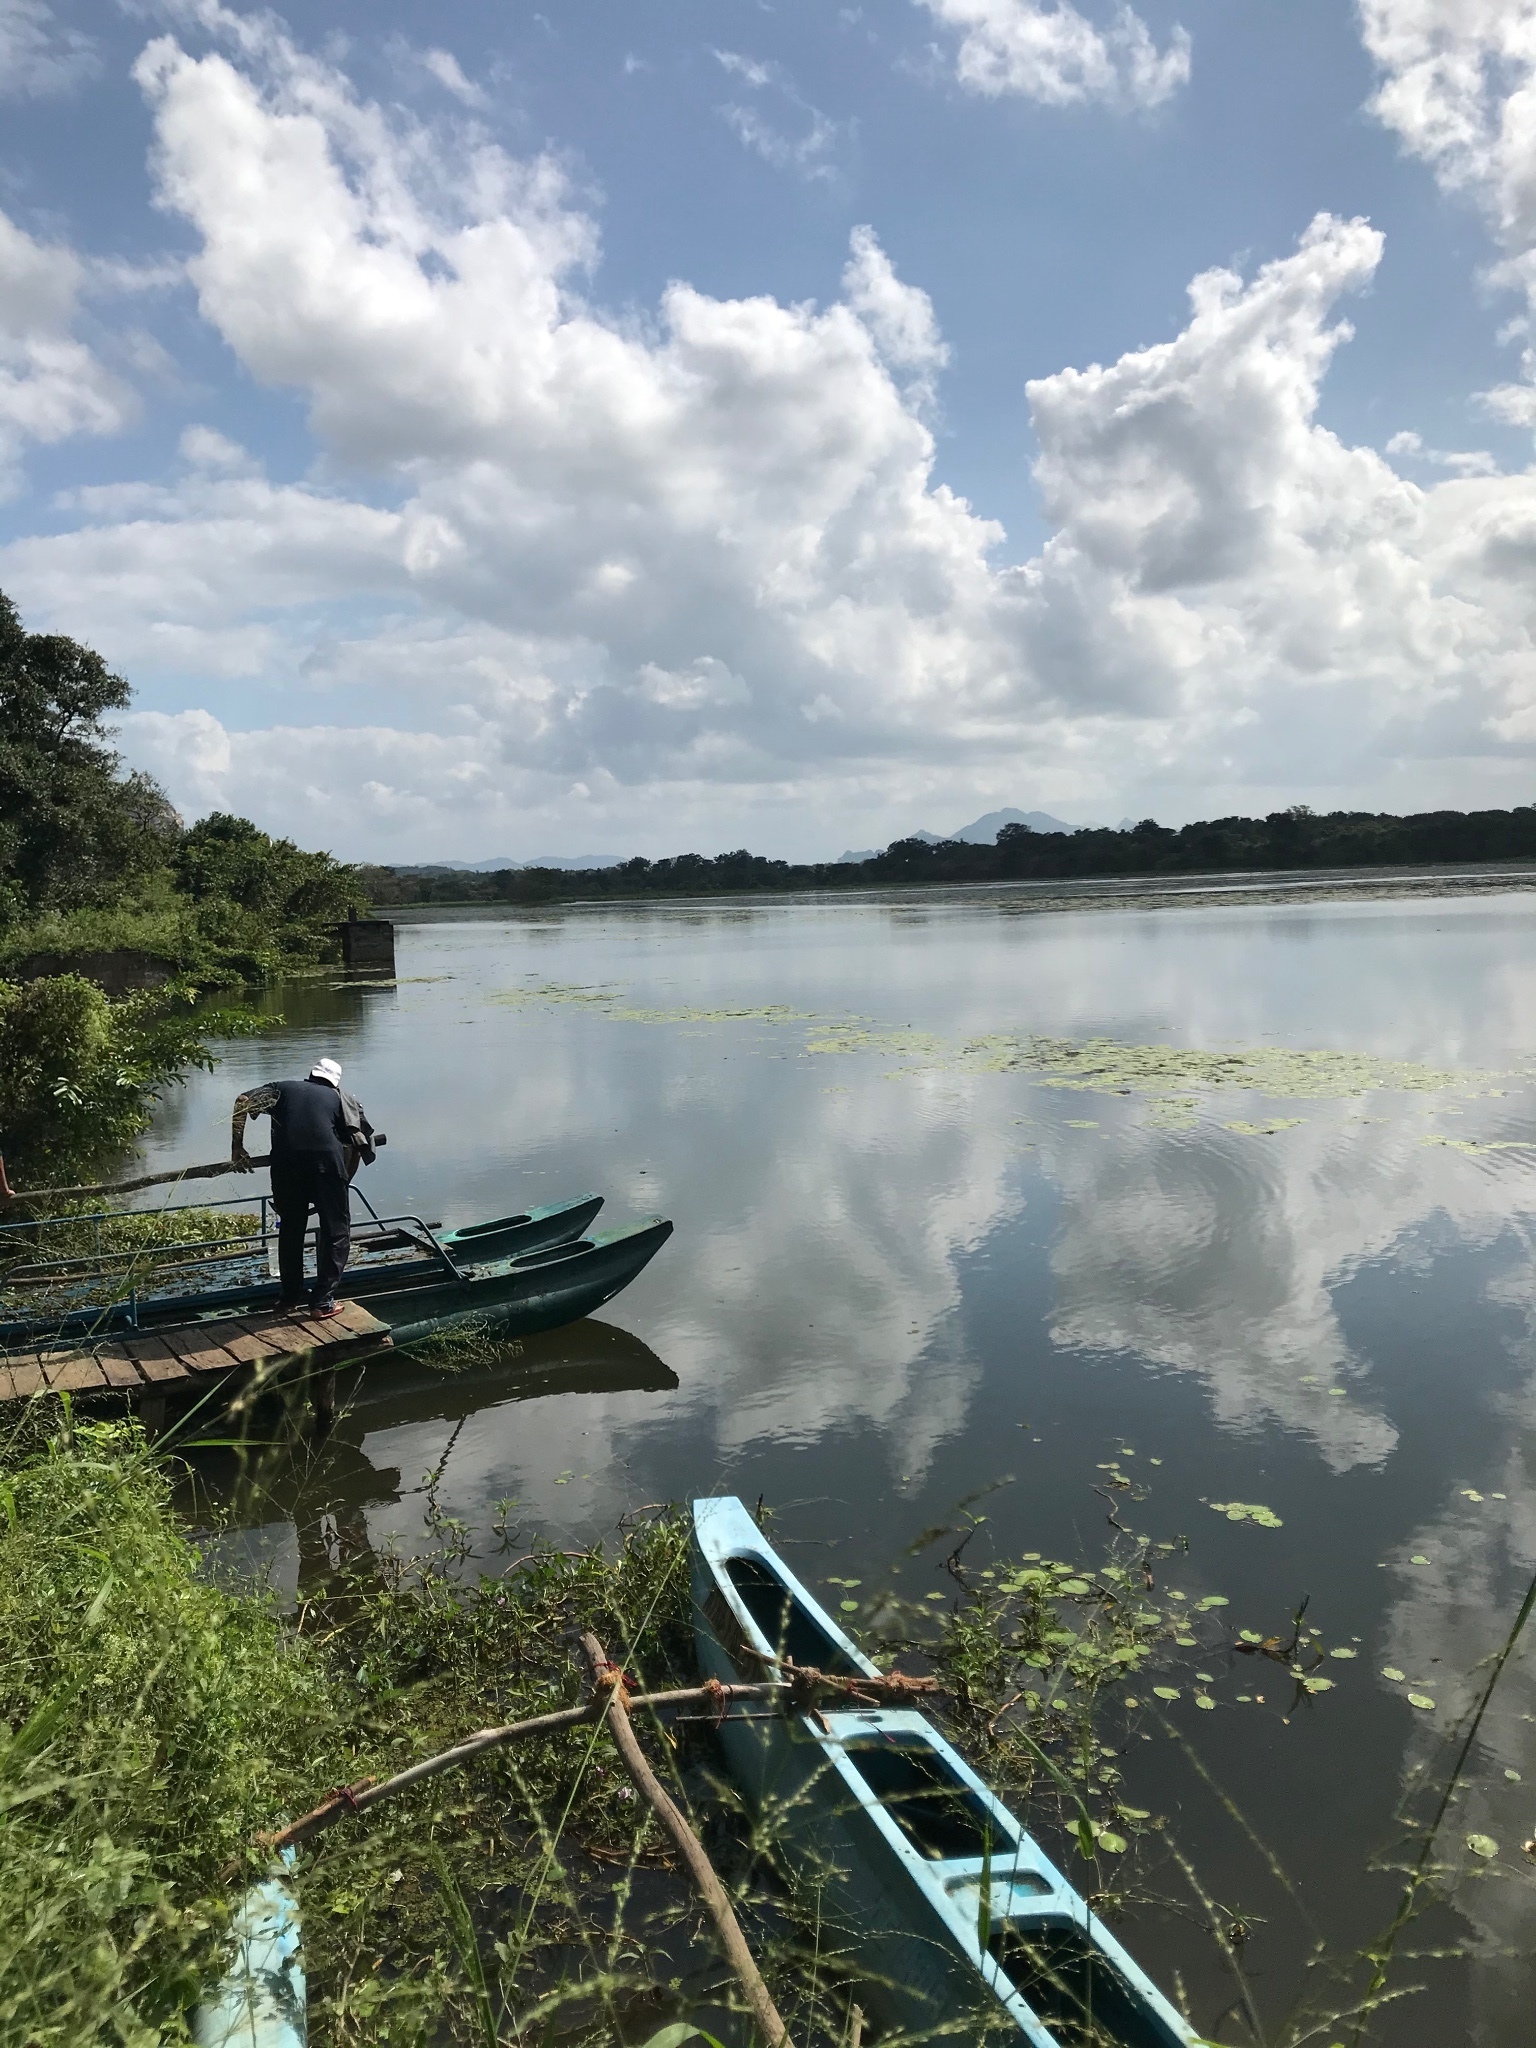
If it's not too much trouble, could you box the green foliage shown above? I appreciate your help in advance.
[0,588,362,985]
[0,975,263,1184]
[9,1405,1517,2048]
[0,1416,334,2046]
[174,814,361,967]
[0,592,180,927]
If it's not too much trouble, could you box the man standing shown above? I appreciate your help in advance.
[231,1058,376,1317]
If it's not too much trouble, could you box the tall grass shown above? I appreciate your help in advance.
[0,1406,333,2045]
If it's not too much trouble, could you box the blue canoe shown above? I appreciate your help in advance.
[192,1853,305,2047]
[691,1497,1203,2047]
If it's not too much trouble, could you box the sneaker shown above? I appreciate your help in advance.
[308,1299,340,1319]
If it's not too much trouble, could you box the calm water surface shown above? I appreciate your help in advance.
[140,880,1536,2045]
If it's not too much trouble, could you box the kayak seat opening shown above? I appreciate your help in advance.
[723,1556,863,1676]
[510,1240,594,1268]
[451,1213,532,1238]
[839,1736,1000,1863]
[989,1920,1186,2048]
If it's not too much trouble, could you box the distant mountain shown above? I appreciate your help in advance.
[835,807,1077,862]
[948,807,1075,843]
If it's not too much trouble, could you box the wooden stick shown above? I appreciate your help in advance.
[264,1680,776,1852]
[0,1154,272,1208]
[263,1661,936,1855]
[581,1632,792,2048]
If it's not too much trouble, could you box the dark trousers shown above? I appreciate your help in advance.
[270,1155,351,1305]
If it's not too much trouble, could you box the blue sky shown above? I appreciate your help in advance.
[2,0,1535,859]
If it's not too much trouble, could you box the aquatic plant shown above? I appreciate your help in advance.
[490,981,1505,1144]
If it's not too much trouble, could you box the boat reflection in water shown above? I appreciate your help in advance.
[179,1317,680,1603]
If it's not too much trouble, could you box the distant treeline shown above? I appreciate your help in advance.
[358,803,1536,906]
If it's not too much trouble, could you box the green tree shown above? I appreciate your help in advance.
[173,812,359,959]
[0,591,179,926]
[0,974,254,1184]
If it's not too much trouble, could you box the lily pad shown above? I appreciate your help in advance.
[1195,1694,1216,1710]
[1328,1647,1357,1659]
[1381,1666,1405,1682]
[1152,1686,1180,1701]
[1097,1829,1128,1854]
[1210,1502,1284,1528]
[1466,1833,1498,1860]
[1408,1693,1436,1711]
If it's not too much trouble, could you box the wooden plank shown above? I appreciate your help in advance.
[218,1320,298,1365]
[0,1295,393,1406]
[260,1317,337,1354]
[332,1300,391,1339]
[122,1336,190,1385]
[91,1345,145,1390]
[155,1325,242,1376]
[43,1354,107,1392]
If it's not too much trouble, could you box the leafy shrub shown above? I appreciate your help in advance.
[0,1418,333,2046]
[174,814,360,967]
[0,975,263,1185]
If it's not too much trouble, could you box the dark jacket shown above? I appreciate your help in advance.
[266,1078,353,1166]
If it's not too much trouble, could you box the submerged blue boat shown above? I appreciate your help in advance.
[691,1496,1202,2047]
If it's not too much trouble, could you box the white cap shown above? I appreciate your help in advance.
[310,1057,343,1085]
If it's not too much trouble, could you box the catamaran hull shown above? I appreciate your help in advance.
[437,1194,602,1263]
[372,1219,674,1345]
[0,1192,615,1346]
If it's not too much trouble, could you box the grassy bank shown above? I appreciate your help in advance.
[0,1402,1206,2046]
[5,1398,1527,2046]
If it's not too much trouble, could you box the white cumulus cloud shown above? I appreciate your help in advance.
[0,209,134,496]
[6,20,1536,854]
[918,0,1191,110]
[843,223,950,407]
[1361,1,1536,425]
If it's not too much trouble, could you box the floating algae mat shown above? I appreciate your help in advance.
[805,1024,1503,1113]
[495,982,1508,1122]
[958,1036,1501,1099]
[494,981,815,1025]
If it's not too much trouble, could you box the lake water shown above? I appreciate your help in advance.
[140,873,1536,2045]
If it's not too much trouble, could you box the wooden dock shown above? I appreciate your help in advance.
[0,1299,391,1406]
